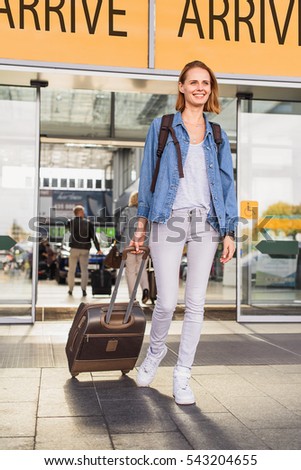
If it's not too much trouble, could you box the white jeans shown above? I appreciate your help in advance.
[149,208,219,369]
[125,252,149,297]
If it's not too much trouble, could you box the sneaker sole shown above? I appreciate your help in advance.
[173,395,196,406]
[136,381,150,388]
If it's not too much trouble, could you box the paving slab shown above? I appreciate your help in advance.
[93,375,152,401]
[251,383,301,411]
[0,401,37,438]
[271,364,301,374]
[41,368,93,389]
[193,373,267,400]
[0,437,34,450]
[251,427,301,450]
[0,368,40,378]
[0,377,40,402]
[38,386,102,418]
[100,398,178,434]
[192,365,237,375]
[171,411,269,450]
[36,416,112,450]
[112,431,192,450]
[221,395,301,429]
[228,365,301,385]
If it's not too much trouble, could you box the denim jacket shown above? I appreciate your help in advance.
[137,112,238,236]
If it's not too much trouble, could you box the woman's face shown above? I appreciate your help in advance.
[179,67,211,109]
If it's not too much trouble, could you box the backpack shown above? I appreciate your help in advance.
[150,113,222,193]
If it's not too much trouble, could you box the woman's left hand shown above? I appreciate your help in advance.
[220,236,236,264]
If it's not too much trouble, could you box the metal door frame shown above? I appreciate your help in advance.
[0,83,43,324]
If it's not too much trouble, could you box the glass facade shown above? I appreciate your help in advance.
[0,86,38,321]
[41,89,111,139]
[114,92,175,139]
[40,89,238,144]
[0,82,300,322]
[237,99,301,319]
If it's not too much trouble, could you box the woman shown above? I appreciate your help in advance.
[120,191,150,304]
[131,60,238,405]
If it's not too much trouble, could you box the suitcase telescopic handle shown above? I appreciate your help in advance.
[122,245,149,261]
[105,245,150,324]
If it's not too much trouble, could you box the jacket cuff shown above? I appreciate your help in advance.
[223,231,235,241]
[137,206,149,219]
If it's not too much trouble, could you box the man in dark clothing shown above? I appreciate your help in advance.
[67,205,102,297]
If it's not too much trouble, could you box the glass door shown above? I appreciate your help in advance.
[0,86,40,323]
[237,98,301,321]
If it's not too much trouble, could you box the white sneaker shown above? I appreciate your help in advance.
[137,345,168,387]
[173,367,195,405]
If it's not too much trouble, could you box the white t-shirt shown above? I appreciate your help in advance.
[172,142,211,211]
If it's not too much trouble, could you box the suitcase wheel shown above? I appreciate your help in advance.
[71,373,79,378]
[121,369,130,375]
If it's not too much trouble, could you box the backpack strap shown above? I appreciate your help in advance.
[151,114,180,193]
[157,114,174,158]
[209,121,222,154]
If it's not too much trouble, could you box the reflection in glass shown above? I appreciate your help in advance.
[0,86,37,314]
[114,92,175,139]
[238,100,301,316]
[41,89,111,139]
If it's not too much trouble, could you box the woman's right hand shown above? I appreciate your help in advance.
[129,234,145,253]
[130,217,148,253]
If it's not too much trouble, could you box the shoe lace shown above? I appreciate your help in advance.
[142,355,158,373]
[175,373,190,390]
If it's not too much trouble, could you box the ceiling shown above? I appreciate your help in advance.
[1,66,300,171]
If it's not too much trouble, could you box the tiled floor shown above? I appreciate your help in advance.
[0,320,301,450]
[1,269,237,307]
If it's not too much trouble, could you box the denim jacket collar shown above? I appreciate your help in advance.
[173,111,216,139]
[137,111,238,235]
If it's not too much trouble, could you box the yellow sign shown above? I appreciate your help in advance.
[240,201,259,219]
[0,0,148,68]
[264,217,301,231]
[0,0,300,77]
[155,0,301,77]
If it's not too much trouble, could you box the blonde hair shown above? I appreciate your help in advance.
[175,60,221,114]
[128,191,138,207]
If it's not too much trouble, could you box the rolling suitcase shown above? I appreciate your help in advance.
[91,267,112,296]
[65,246,149,377]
